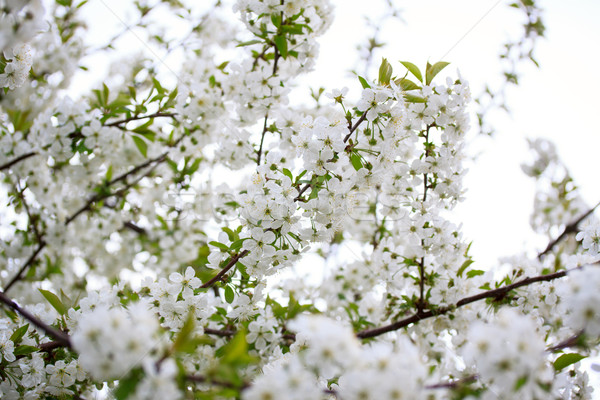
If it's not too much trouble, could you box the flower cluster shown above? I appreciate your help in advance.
[0,44,33,90]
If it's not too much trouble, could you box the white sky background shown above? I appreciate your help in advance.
[71,0,600,393]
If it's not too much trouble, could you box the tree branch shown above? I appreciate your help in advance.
[200,250,249,288]
[356,268,570,339]
[3,241,47,293]
[0,290,71,348]
[65,152,168,225]
[256,36,281,166]
[537,201,600,259]
[0,152,37,171]
[343,112,368,143]
[104,112,177,127]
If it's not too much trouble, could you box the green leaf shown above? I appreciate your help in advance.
[230,239,245,251]
[132,135,148,157]
[282,168,294,181]
[221,227,236,243]
[378,58,393,85]
[400,61,423,82]
[514,375,528,391]
[13,345,38,356]
[10,324,29,343]
[39,289,67,315]
[403,93,427,103]
[358,76,371,89]
[425,61,450,85]
[152,77,165,94]
[271,13,282,28]
[225,286,235,304]
[350,153,363,171]
[457,259,475,277]
[394,78,421,91]
[237,39,262,47]
[466,269,484,278]
[209,241,230,251]
[554,353,586,371]
[112,368,144,400]
[274,35,288,59]
[220,329,254,366]
[173,313,196,353]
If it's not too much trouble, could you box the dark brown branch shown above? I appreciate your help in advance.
[256,35,281,166]
[0,152,37,171]
[343,112,368,143]
[39,340,65,353]
[104,112,177,127]
[122,221,147,235]
[357,269,569,339]
[547,331,585,352]
[200,250,249,288]
[0,290,71,348]
[294,113,368,202]
[65,153,168,225]
[3,241,46,293]
[204,327,236,337]
[425,374,478,390]
[538,201,600,259]
[293,183,312,202]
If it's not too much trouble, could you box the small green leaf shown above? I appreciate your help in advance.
[403,93,427,103]
[466,269,484,278]
[173,313,196,353]
[225,286,235,304]
[271,13,282,28]
[274,35,288,59]
[350,153,363,171]
[10,324,29,343]
[554,353,586,371]
[39,289,67,315]
[132,135,148,157]
[13,345,38,356]
[394,78,421,91]
[221,227,236,243]
[358,76,371,89]
[514,375,528,391]
[209,241,230,251]
[400,61,423,82]
[237,39,262,47]
[230,239,245,251]
[220,329,253,366]
[113,368,144,400]
[282,168,293,181]
[457,259,475,277]
[425,61,450,85]
[378,58,393,85]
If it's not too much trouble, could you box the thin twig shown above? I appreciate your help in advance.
[343,112,368,143]
[357,268,570,339]
[0,152,37,171]
[0,291,71,348]
[538,201,600,259]
[200,250,249,288]
[3,242,46,293]
[65,153,168,225]
[104,112,177,127]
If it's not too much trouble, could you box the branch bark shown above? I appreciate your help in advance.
[0,290,71,348]
[200,250,249,289]
[537,201,600,259]
[0,152,37,171]
[356,268,570,339]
